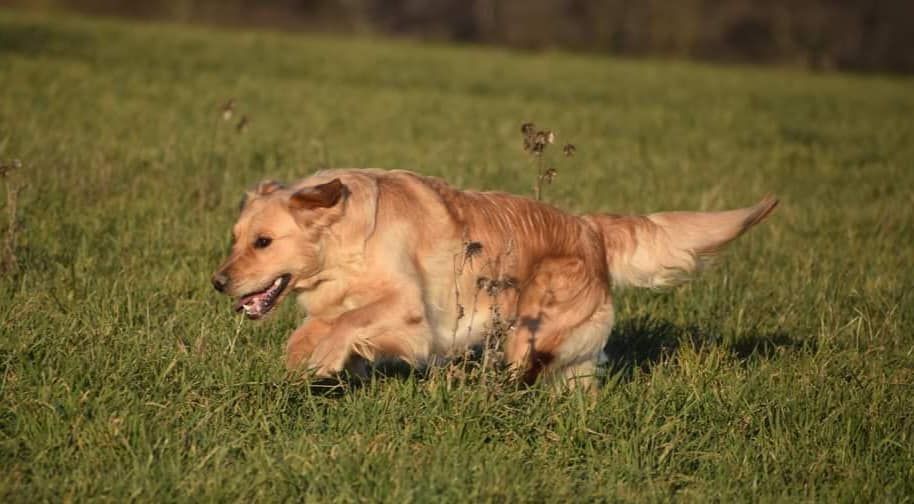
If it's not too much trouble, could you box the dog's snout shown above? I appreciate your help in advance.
[212,272,229,293]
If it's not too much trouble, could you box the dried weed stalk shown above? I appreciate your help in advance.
[219,99,250,134]
[200,98,252,212]
[443,235,523,387]
[0,159,23,274]
[451,233,484,342]
[521,122,576,201]
[442,124,580,385]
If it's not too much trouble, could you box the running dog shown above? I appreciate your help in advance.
[212,169,777,387]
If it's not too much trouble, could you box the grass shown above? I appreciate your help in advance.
[1,9,913,502]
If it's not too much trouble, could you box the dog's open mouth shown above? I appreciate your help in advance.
[233,274,291,319]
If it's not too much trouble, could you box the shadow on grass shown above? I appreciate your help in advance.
[603,315,805,380]
[298,357,422,397]
[297,316,803,395]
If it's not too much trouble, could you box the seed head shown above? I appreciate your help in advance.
[529,130,554,155]
[464,241,483,259]
[542,167,557,184]
[221,99,235,121]
[0,159,21,178]
[236,115,249,133]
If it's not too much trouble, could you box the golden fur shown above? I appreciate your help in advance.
[212,169,777,387]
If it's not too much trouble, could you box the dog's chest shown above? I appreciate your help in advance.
[295,279,353,319]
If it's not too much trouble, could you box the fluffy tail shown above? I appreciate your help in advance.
[584,195,778,289]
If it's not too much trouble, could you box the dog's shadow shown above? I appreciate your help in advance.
[603,314,803,381]
[302,315,801,395]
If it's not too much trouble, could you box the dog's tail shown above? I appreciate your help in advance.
[583,195,778,289]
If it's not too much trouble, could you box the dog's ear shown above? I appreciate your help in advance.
[239,180,285,212]
[254,180,285,196]
[290,178,347,211]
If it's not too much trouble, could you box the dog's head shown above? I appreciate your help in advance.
[211,178,347,319]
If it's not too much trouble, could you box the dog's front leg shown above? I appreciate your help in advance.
[285,319,368,378]
[285,318,333,372]
[287,296,427,377]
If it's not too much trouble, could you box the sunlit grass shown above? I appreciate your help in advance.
[1,9,913,502]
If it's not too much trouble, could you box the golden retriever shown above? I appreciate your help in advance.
[212,169,777,387]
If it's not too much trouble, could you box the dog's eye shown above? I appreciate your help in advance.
[253,236,272,249]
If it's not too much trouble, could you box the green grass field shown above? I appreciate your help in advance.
[1,9,913,502]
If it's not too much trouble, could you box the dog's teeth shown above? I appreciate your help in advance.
[237,277,285,318]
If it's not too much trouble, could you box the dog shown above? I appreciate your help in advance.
[212,169,777,387]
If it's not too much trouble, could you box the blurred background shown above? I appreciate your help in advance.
[3,0,913,74]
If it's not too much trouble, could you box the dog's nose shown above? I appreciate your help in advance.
[212,272,229,293]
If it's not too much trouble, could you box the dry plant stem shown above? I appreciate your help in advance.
[452,235,484,351]
[522,124,557,201]
[464,283,482,350]
[534,155,544,201]
[1,163,21,274]
[450,252,465,345]
[3,185,17,272]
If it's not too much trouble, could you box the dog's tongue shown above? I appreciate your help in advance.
[233,292,269,315]
[233,277,284,318]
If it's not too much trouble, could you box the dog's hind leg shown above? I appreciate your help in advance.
[554,302,614,389]
[504,257,611,388]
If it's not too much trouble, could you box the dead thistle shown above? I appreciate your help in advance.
[464,240,483,260]
[236,115,249,133]
[451,233,481,339]
[521,122,574,201]
[522,122,553,158]
[220,99,235,121]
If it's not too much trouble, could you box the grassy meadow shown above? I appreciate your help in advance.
[1,9,913,502]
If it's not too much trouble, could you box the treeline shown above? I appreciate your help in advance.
[9,0,914,73]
